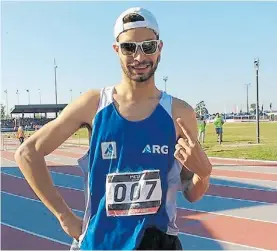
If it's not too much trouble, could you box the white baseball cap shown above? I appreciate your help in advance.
[114,7,160,40]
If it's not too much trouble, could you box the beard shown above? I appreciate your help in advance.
[120,56,160,83]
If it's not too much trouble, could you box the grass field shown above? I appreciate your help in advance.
[202,122,277,160]
[72,121,277,161]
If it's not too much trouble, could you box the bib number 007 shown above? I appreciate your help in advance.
[105,170,162,216]
[113,180,157,202]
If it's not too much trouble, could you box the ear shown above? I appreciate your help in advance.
[157,55,161,63]
[158,40,163,52]
[113,43,119,54]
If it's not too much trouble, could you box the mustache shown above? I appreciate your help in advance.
[127,61,153,67]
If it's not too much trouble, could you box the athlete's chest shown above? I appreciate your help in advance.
[98,119,173,162]
[94,104,176,162]
[113,98,160,122]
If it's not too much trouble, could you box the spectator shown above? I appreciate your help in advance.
[198,116,206,144]
[16,126,25,145]
[214,113,224,144]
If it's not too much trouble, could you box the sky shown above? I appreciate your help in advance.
[1,1,277,114]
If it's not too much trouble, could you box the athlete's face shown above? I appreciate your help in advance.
[113,28,163,83]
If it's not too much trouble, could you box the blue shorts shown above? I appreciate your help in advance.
[215,128,222,134]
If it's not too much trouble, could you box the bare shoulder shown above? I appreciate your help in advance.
[172,97,194,115]
[171,96,198,139]
[58,89,101,126]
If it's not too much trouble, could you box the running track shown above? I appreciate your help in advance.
[1,140,277,250]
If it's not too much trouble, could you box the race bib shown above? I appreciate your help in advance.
[105,170,162,216]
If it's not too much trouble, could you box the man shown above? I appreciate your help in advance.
[213,113,224,144]
[16,126,25,145]
[198,116,206,144]
[15,7,212,250]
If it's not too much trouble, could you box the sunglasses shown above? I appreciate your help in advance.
[116,40,161,56]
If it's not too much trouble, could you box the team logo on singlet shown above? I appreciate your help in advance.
[105,170,162,217]
[101,142,117,159]
[142,144,168,154]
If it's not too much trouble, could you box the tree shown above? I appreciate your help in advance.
[250,103,256,113]
[1,104,6,119]
[195,101,209,118]
[250,103,256,110]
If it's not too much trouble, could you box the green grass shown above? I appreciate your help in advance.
[201,122,277,161]
[71,128,89,139]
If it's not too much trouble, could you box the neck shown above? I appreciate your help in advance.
[116,74,160,101]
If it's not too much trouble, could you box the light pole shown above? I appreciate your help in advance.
[245,83,251,114]
[54,58,58,117]
[163,76,168,92]
[70,89,72,102]
[26,89,30,104]
[4,90,8,118]
[54,59,58,104]
[38,89,41,104]
[16,90,19,105]
[254,58,260,144]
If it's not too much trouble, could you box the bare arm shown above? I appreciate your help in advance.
[180,168,210,202]
[173,98,212,202]
[14,90,100,223]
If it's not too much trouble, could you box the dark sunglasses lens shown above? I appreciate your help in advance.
[142,41,158,54]
[120,43,137,55]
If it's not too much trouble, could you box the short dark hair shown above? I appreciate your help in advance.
[123,13,145,23]
[116,13,159,41]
